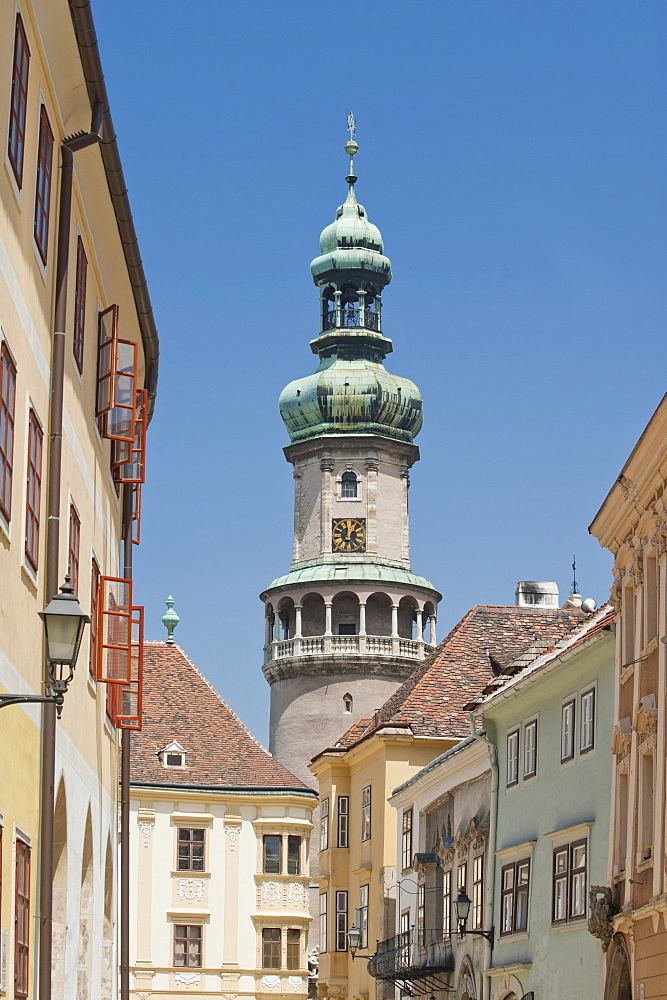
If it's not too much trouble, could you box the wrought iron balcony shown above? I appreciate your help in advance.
[323,310,380,332]
[368,928,453,994]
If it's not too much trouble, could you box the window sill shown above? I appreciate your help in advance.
[620,664,634,685]
[0,508,10,543]
[498,931,529,943]
[636,858,654,874]
[21,559,38,591]
[550,918,587,933]
[172,870,211,879]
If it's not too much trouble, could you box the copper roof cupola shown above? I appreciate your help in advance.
[279,123,423,445]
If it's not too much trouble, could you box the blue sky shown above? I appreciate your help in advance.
[94,0,666,744]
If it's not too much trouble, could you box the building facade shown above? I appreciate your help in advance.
[0,1,157,998]
[130,640,318,1000]
[469,606,615,1000]
[388,737,491,1000]
[312,595,585,1000]
[260,134,440,786]
[590,394,667,1000]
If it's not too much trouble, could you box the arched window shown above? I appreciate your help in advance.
[341,471,358,498]
[343,693,353,713]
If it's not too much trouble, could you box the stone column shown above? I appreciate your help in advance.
[359,601,367,654]
[365,458,378,556]
[358,288,366,328]
[324,602,333,653]
[376,293,382,332]
[391,604,399,654]
[401,467,410,562]
[415,608,423,641]
[429,614,437,646]
[334,290,342,327]
[320,457,334,557]
[295,604,303,637]
[264,610,272,648]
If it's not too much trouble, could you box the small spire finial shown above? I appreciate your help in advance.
[571,555,578,596]
[344,111,358,186]
[162,596,180,645]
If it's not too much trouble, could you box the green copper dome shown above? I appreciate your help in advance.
[279,354,423,444]
[280,135,423,446]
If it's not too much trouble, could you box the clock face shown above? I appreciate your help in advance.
[332,518,366,552]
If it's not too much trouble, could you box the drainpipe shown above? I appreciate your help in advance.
[470,713,498,1000]
[120,484,133,1000]
[39,106,103,1000]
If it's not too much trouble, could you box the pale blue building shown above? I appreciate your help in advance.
[469,604,615,1000]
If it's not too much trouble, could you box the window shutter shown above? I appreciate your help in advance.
[105,340,138,443]
[96,305,119,419]
[97,576,133,684]
[114,388,147,483]
[114,606,144,730]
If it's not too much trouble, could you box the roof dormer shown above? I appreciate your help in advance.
[158,739,187,769]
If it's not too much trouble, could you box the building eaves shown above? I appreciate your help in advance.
[69,0,159,415]
[392,735,477,797]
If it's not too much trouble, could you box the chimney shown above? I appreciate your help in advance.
[515,581,559,608]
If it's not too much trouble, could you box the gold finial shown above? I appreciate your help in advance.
[345,111,358,183]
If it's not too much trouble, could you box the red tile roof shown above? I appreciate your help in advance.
[131,642,314,793]
[316,606,585,756]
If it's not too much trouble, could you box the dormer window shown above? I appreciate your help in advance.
[159,740,186,769]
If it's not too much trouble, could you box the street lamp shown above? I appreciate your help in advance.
[0,577,89,717]
[454,889,494,947]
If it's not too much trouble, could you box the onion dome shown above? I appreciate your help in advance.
[279,357,423,444]
[281,125,423,445]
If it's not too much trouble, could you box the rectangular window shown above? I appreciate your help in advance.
[319,893,327,954]
[472,855,483,930]
[358,884,369,948]
[68,505,80,594]
[73,237,88,373]
[14,840,30,998]
[402,808,413,871]
[400,909,410,964]
[561,700,575,762]
[500,858,530,936]
[34,105,54,264]
[361,785,371,841]
[0,343,17,520]
[286,929,300,971]
[442,869,451,938]
[553,840,587,923]
[25,409,43,570]
[320,798,329,852]
[263,835,281,875]
[335,890,348,951]
[262,928,281,969]
[524,718,537,779]
[417,883,425,947]
[173,924,202,968]
[506,729,519,786]
[580,689,595,754]
[89,559,100,677]
[287,836,301,875]
[457,861,467,894]
[337,795,349,848]
[177,829,205,872]
[8,15,30,187]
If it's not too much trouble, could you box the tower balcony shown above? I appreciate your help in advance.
[264,633,433,665]
[323,309,380,332]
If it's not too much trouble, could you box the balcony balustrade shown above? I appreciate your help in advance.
[264,634,432,664]
[323,310,380,332]
[368,928,454,991]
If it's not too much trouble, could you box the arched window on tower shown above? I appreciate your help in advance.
[364,285,379,331]
[343,693,353,713]
[323,287,336,331]
[341,471,358,498]
[341,285,360,327]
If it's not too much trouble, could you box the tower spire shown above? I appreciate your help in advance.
[345,111,358,186]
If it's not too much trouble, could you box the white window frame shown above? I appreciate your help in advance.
[319,893,327,953]
[337,795,349,848]
[580,687,596,754]
[361,785,371,841]
[506,729,519,787]
[523,716,538,779]
[320,798,329,852]
[561,699,575,764]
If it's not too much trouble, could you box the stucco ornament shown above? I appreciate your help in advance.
[262,881,282,905]
[175,972,200,987]
[588,885,615,951]
[138,821,154,847]
[287,882,305,906]
[224,825,240,851]
[288,977,304,990]
[262,976,281,990]
[618,475,640,503]
[177,878,205,902]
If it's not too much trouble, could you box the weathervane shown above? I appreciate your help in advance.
[345,112,358,185]
[347,111,356,140]
[571,555,578,596]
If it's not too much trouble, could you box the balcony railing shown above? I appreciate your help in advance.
[323,310,380,332]
[265,635,432,664]
[368,928,454,988]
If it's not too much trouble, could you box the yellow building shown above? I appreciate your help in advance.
[0,1,157,998]
[310,599,583,1000]
[590,395,667,1000]
[129,638,317,1000]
